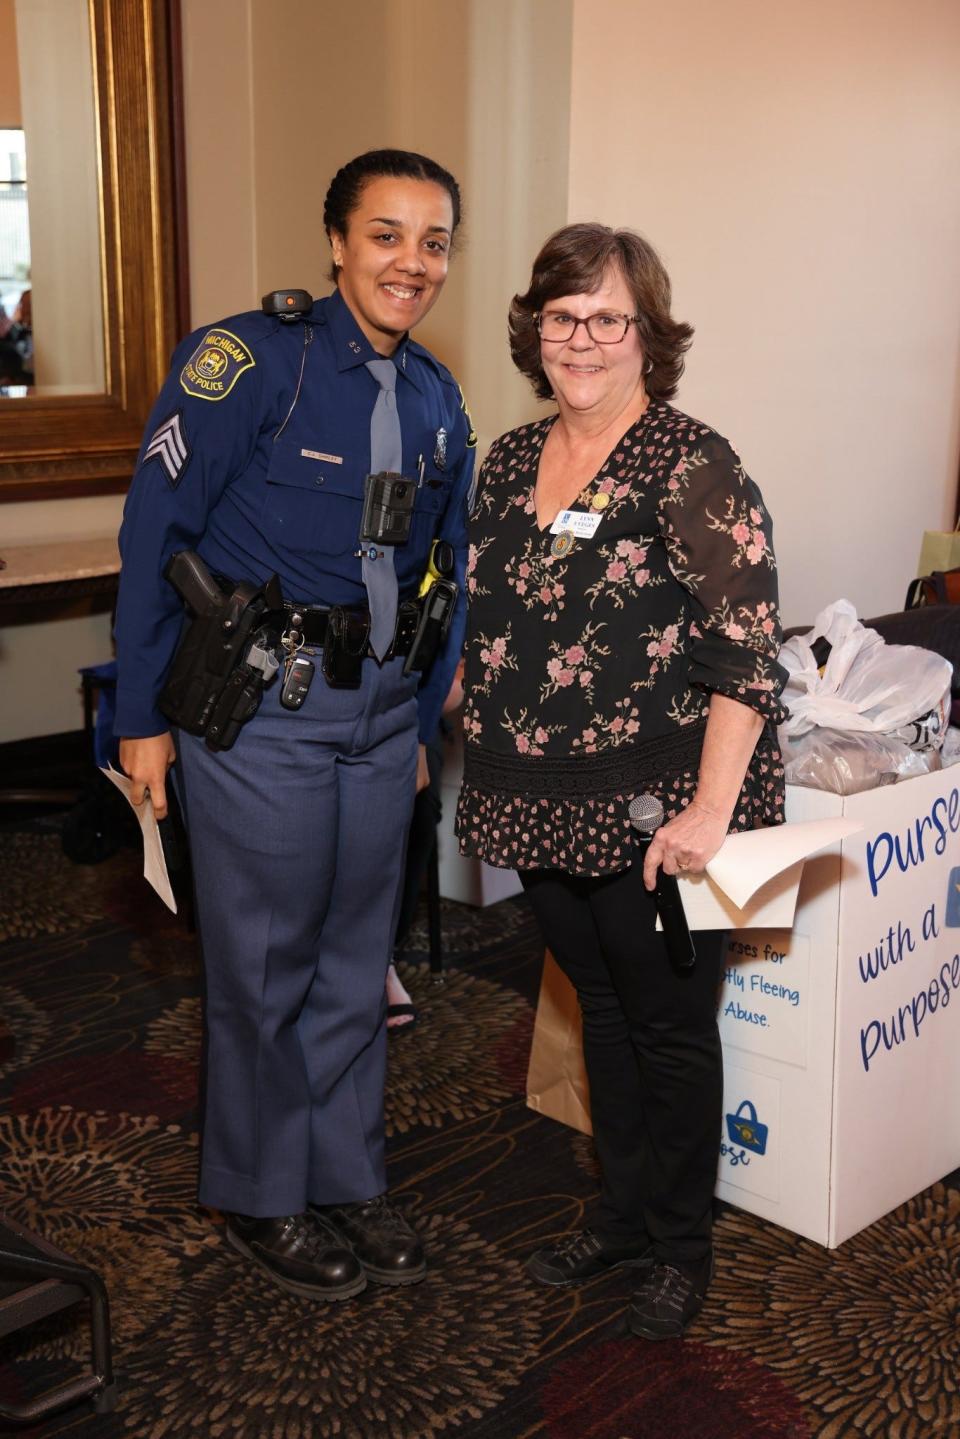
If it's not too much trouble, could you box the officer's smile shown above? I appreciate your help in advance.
[381,283,422,302]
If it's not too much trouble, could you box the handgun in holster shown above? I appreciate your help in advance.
[404,539,458,676]
[159,550,284,750]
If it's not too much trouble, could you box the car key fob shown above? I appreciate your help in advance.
[280,655,315,710]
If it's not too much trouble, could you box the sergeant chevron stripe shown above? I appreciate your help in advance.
[143,411,190,488]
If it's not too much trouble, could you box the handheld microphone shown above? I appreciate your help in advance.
[628,794,697,971]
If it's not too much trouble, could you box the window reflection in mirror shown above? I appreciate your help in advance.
[0,126,31,395]
[0,0,105,400]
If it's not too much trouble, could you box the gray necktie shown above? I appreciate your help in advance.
[364,359,401,661]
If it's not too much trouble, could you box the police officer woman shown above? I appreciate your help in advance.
[115,150,475,1300]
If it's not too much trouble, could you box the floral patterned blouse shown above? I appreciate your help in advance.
[455,400,789,876]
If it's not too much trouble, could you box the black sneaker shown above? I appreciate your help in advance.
[626,1252,714,1339]
[224,1211,366,1301]
[312,1194,426,1286]
[526,1228,655,1287]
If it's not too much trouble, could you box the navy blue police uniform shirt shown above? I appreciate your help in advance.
[114,287,476,744]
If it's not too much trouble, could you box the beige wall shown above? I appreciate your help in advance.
[0,0,21,128]
[568,0,960,626]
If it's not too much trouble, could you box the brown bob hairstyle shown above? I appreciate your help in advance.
[508,223,694,402]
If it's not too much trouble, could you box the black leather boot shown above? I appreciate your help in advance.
[224,1211,366,1301]
[312,1195,426,1286]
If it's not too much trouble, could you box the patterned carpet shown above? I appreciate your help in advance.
[0,819,957,1438]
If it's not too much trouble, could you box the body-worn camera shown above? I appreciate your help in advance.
[360,471,416,546]
[261,289,314,322]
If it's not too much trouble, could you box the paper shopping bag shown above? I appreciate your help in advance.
[917,524,960,577]
[526,950,593,1135]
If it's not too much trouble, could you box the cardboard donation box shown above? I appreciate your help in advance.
[527,768,960,1247]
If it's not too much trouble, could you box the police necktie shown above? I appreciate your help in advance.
[364,358,402,661]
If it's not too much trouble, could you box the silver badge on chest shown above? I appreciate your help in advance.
[434,427,448,470]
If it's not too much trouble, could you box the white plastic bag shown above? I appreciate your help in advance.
[779,599,952,744]
[780,727,941,795]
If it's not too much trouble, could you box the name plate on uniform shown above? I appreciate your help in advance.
[549,509,602,539]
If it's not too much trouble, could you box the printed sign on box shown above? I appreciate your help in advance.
[719,931,810,1068]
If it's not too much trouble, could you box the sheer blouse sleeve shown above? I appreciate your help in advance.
[656,433,789,724]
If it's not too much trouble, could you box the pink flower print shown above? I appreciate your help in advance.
[647,640,660,657]
[751,529,766,550]
[609,716,625,734]
[491,636,507,657]
[625,718,640,735]
[515,580,527,595]
[534,727,549,743]
[479,647,491,664]
[540,587,552,604]
[725,621,746,640]
[556,669,575,687]
[565,644,586,664]
[546,657,565,682]
[732,522,750,544]
[515,734,530,753]
[762,617,775,635]
[518,562,531,578]
[667,477,681,491]
[579,670,593,687]
[605,560,628,581]
[615,483,631,499]
[633,568,650,587]
[746,544,764,565]
[554,583,565,598]
[757,601,769,617]
[750,507,763,525]
[467,544,478,571]
[583,727,597,743]
[598,478,615,494]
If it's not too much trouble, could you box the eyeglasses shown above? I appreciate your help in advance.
[534,310,640,345]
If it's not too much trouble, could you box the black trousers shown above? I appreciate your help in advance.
[522,864,725,1263]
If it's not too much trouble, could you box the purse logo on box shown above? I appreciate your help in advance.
[946,867,960,928]
[725,1099,768,1156]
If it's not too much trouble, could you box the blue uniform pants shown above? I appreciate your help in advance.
[176,655,418,1216]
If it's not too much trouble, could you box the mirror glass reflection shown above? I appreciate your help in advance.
[0,126,30,394]
[0,0,104,399]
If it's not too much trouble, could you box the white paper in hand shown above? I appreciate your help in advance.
[658,817,861,932]
[99,764,177,914]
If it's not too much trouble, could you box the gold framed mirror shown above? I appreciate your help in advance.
[0,0,184,503]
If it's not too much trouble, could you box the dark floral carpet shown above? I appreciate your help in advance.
[0,818,957,1438]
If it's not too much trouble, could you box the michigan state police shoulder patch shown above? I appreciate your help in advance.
[180,328,255,402]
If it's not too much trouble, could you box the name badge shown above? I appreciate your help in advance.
[549,508,602,539]
[302,449,343,464]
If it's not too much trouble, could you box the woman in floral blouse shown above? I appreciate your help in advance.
[456,224,788,1340]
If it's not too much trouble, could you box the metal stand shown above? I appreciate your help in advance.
[427,833,444,981]
[0,1214,117,1425]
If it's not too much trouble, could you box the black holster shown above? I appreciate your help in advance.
[159,550,284,750]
